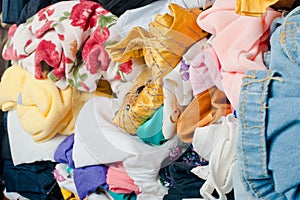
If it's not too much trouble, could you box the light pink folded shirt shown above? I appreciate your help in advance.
[196,0,281,109]
[189,47,223,96]
[107,162,140,194]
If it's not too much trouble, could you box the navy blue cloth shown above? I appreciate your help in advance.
[3,159,58,199]
[2,0,28,24]
[1,112,11,160]
[54,134,108,200]
[16,0,63,25]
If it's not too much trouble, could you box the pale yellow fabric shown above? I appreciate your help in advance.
[0,65,26,111]
[235,0,279,16]
[0,65,74,142]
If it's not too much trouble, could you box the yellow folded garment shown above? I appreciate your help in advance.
[0,65,74,142]
[235,0,279,16]
[106,3,208,80]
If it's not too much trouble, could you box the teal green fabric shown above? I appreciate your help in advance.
[137,106,166,145]
[107,189,137,200]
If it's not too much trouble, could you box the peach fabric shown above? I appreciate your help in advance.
[197,0,281,109]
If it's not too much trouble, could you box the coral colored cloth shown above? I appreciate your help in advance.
[2,1,117,92]
[197,0,281,109]
[107,162,140,194]
[0,65,74,142]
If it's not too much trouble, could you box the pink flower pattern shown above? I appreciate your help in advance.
[70,1,101,31]
[2,1,116,92]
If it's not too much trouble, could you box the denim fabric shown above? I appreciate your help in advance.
[237,6,300,200]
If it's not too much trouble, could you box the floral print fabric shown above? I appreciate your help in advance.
[2,1,117,92]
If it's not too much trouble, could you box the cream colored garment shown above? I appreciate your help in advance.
[0,65,74,142]
[192,114,238,200]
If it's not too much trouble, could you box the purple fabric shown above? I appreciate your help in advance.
[54,134,75,167]
[54,134,108,200]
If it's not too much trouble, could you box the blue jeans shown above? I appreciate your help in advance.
[237,6,300,200]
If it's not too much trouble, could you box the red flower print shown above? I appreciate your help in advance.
[8,24,17,39]
[35,40,60,79]
[2,44,18,60]
[61,53,72,64]
[58,34,65,41]
[34,20,54,38]
[82,27,110,61]
[97,44,110,71]
[38,7,55,21]
[47,8,55,17]
[70,1,101,31]
[119,60,132,74]
[51,53,71,79]
[114,74,121,80]
[84,44,110,74]
[25,39,32,47]
[80,82,90,91]
[38,8,47,21]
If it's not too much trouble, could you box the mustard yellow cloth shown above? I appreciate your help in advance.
[108,3,208,134]
[113,66,159,134]
[60,188,80,200]
[106,3,208,80]
[0,65,74,142]
[235,0,279,16]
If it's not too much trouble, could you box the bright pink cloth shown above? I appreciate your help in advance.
[106,162,140,194]
[196,0,281,109]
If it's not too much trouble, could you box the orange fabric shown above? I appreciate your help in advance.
[177,86,232,142]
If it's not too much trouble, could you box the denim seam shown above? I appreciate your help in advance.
[240,70,286,199]
[241,70,252,181]
[281,22,297,64]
